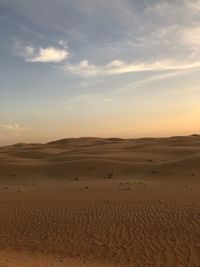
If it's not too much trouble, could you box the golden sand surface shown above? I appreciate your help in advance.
[0,136,200,266]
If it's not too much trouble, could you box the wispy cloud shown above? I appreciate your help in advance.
[0,123,31,145]
[64,59,200,77]
[145,0,200,18]
[118,69,197,93]
[64,93,113,106]
[57,40,69,49]
[182,26,200,57]
[0,123,29,132]
[187,0,200,11]
[0,123,30,139]
[0,123,19,131]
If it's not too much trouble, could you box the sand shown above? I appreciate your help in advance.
[0,136,200,266]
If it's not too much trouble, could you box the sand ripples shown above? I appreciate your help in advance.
[0,200,199,266]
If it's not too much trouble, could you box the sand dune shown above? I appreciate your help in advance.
[0,136,200,266]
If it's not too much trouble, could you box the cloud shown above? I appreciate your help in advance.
[64,93,113,106]
[145,0,200,19]
[118,69,197,93]
[8,1,200,69]
[65,60,101,77]
[143,1,200,48]
[57,40,69,49]
[145,2,176,17]
[182,26,200,47]
[26,47,69,63]
[0,123,29,132]
[24,46,35,57]
[65,94,95,105]
[2,0,138,43]
[0,123,31,145]
[0,123,20,131]
[187,0,200,11]
[64,59,200,77]
[14,41,70,63]
[0,123,30,140]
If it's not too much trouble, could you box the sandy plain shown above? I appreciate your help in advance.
[0,136,200,266]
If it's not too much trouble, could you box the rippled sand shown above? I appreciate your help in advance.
[0,136,200,266]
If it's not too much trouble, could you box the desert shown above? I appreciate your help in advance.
[0,136,199,266]
[2,0,200,266]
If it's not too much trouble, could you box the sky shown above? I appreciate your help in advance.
[0,0,200,145]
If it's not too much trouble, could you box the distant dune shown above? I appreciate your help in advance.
[0,135,200,266]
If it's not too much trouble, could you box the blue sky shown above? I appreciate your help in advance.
[0,0,200,145]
